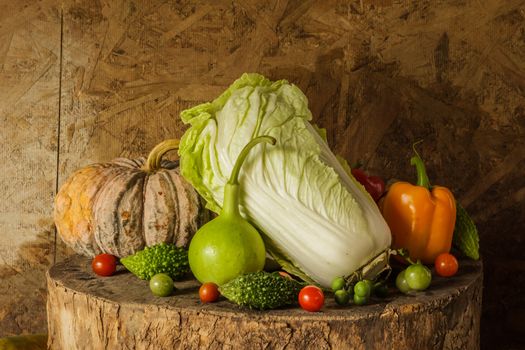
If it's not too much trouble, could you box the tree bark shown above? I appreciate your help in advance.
[47,255,482,350]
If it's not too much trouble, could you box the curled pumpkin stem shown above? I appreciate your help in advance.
[144,139,180,173]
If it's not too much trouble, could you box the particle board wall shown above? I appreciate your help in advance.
[0,0,61,335]
[0,0,523,348]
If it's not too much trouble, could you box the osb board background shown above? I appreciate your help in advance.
[0,0,61,335]
[0,0,523,348]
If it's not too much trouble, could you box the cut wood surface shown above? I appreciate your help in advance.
[47,255,482,350]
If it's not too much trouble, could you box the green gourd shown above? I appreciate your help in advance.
[188,136,276,285]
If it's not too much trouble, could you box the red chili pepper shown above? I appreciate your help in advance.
[351,168,385,202]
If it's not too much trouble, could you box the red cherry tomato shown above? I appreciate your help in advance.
[351,168,385,202]
[92,254,117,276]
[298,285,324,312]
[199,282,220,303]
[434,253,459,277]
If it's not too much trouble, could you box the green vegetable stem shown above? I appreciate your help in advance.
[222,136,276,217]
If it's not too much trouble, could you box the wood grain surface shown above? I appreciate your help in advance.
[47,255,482,350]
[0,0,523,348]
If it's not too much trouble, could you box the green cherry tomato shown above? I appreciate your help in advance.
[334,289,350,305]
[354,280,372,298]
[353,293,368,306]
[395,270,412,294]
[405,263,432,291]
[363,279,374,292]
[331,277,345,292]
[149,273,174,297]
[373,282,389,298]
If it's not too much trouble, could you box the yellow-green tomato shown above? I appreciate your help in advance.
[149,273,174,297]
[331,277,345,292]
[395,270,411,294]
[405,263,432,291]
[334,289,350,305]
[353,293,368,306]
[354,280,372,298]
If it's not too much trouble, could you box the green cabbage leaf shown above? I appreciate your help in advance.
[179,73,391,287]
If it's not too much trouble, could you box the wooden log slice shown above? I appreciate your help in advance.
[47,255,482,350]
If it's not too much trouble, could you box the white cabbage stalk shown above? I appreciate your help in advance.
[179,73,391,287]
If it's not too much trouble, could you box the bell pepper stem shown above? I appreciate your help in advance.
[410,156,431,189]
[410,141,431,189]
[222,136,276,217]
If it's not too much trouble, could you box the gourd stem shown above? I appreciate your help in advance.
[222,136,276,217]
[222,184,240,217]
[227,136,276,186]
[144,139,180,173]
[410,141,431,189]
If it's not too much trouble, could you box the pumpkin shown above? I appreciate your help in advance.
[54,139,207,257]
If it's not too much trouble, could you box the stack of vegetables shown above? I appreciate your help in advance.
[53,73,479,311]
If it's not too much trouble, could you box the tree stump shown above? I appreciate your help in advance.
[47,255,482,350]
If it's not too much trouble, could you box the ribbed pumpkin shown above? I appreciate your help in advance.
[54,139,207,257]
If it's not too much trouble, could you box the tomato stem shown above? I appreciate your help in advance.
[395,248,417,265]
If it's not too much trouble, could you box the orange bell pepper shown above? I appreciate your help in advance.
[381,150,456,264]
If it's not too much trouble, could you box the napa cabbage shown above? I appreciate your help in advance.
[179,73,391,287]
